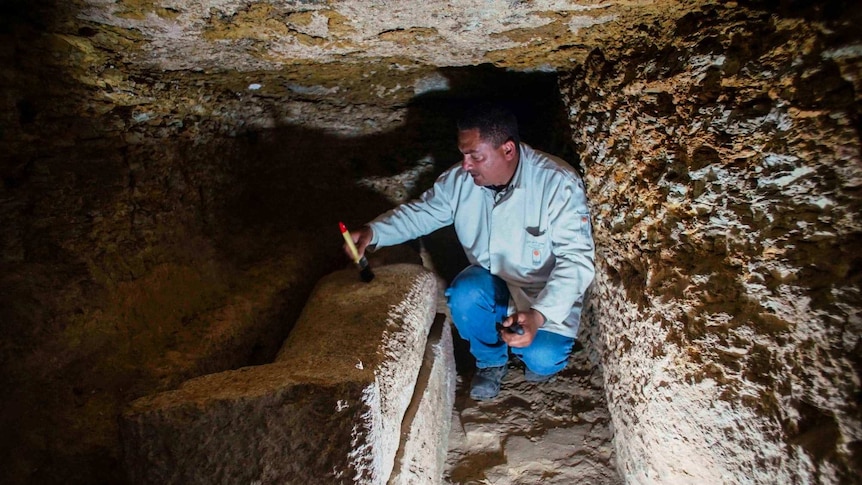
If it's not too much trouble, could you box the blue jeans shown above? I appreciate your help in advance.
[444,265,575,375]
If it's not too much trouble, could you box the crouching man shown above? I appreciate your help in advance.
[345,102,595,400]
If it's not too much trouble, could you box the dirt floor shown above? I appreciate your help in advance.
[443,339,621,484]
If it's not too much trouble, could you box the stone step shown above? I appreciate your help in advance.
[120,264,439,484]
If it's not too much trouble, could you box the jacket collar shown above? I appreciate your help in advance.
[508,143,531,191]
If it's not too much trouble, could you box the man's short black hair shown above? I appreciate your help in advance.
[457,102,520,149]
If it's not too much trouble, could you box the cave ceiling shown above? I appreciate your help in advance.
[54,0,703,105]
[76,0,686,71]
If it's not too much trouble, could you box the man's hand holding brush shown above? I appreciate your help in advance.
[339,222,375,282]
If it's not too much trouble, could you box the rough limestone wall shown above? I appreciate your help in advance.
[561,6,861,485]
[0,7,413,483]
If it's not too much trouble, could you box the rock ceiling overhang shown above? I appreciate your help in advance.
[76,0,690,73]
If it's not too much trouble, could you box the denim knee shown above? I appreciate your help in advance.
[445,266,509,344]
[515,332,574,375]
[446,279,485,322]
[447,267,497,316]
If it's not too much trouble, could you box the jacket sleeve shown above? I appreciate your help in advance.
[531,175,596,326]
[367,169,458,249]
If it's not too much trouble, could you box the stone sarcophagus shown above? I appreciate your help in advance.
[120,264,455,484]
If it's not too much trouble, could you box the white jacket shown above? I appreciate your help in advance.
[368,143,595,338]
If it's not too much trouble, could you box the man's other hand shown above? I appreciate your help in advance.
[500,309,545,348]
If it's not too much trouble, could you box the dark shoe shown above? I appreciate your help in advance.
[470,365,508,400]
[524,368,556,383]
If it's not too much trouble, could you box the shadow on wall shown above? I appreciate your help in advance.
[0,3,579,484]
[205,64,580,282]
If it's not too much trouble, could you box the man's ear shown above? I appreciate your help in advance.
[502,139,517,160]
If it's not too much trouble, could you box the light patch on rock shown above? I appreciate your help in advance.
[287,83,340,96]
[375,83,403,98]
[291,11,331,38]
[358,156,436,204]
[569,14,618,33]
[689,54,726,70]
[756,165,816,190]
[762,152,800,169]
[821,44,862,60]
[272,101,407,137]
[414,72,451,96]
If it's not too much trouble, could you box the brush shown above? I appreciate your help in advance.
[339,221,375,282]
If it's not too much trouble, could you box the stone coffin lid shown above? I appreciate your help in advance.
[120,263,438,485]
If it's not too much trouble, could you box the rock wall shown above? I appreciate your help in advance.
[563,4,861,484]
[0,5,414,483]
[4,0,861,483]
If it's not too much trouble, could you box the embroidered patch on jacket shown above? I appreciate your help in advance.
[526,239,544,266]
[577,214,592,242]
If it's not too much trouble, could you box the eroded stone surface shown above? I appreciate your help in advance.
[562,6,862,483]
[121,264,438,484]
[74,0,667,72]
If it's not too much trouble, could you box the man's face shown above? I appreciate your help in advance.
[457,128,517,187]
